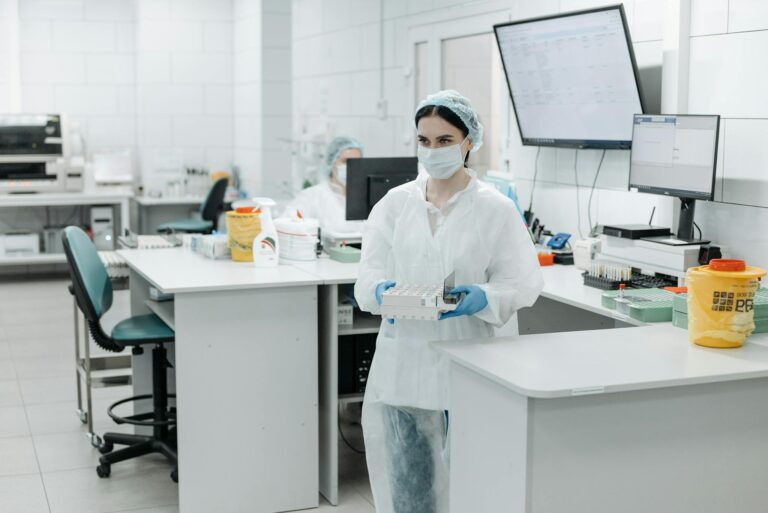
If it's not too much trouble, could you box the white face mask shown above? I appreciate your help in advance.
[335,164,347,185]
[417,138,468,179]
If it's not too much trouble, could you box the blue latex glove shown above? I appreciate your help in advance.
[440,285,488,320]
[375,280,397,324]
[375,280,396,305]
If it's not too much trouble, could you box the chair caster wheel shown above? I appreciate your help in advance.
[97,441,113,454]
[96,464,111,478]
[171,469,178,483]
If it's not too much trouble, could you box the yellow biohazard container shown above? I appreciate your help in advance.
[226,208,262,262]
[686,259,766,348]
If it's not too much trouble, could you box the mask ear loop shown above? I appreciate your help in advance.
[461,136,471,167]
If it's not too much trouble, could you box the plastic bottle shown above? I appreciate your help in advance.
[252,198,279,267]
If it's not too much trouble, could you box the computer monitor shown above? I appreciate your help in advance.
[346,157,418,221]
[629,114,720,241]
[494,5,644,149]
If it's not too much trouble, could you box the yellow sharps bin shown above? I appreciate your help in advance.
[687,259,766,348]
[226,208,262,262]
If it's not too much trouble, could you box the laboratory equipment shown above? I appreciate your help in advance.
[337,303,354,326]
[546,233,571,250]
[275,215,319,262]
[0,232,40,256]
[339,333,376,395]
[686,259,766,348]
[537,252,555,266]
[0,114,83,193]
[601,224,671,240]
[595,234,703,281]
[346,157,418,221]
[629,114,720,242]
[380,274,462,321]
[583,261,679,290]
[252,197,279,267]
[494,5,644,149]
[601,287,678,322]
[573,238,601,270]
[190,233,230,260]
[90,206,115,251]
[327,243,361,263]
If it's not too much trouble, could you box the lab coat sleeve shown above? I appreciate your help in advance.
[475,212,544,328]
[354,196,395,315]
[282,187,318,219]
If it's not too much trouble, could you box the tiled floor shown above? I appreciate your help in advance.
[0,276,375,513]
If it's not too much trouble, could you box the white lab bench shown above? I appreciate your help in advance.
[434,313,768,512]
[118,248,322,513]
[130,195,205,234]
[0,190,132,266]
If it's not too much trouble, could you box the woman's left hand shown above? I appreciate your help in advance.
[439,285,488,320]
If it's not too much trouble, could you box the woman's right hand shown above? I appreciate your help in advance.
[375,280,397,324]
[375,280,396,305]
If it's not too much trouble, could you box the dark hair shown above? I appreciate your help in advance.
[414,105,471,165]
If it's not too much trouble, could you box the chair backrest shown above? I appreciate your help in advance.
[200,177,229,226]
[62,226,113,322]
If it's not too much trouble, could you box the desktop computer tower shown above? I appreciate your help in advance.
[90,206,115,251]
[338,333,376,395]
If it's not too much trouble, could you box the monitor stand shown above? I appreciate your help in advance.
[642,198,710,246]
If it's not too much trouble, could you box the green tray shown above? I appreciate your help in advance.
[327,245,361,263]
[672,310,768,333]
[601,289,676,323]
[673,288,768,318]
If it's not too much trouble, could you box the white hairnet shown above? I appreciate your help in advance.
[324,136,363,175]
[416,90,484,152]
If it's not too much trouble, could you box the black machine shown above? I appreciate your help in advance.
[338,333,376,395]
[346,157,418,221]
[601,224,671,240]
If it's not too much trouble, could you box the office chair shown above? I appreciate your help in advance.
[157,177,228,234]
[62,226,178,482]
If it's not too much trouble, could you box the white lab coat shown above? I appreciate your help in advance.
[282,181,363,234]
[354,170,543,513]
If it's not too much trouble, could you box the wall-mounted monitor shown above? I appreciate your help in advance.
[494,5,645,149]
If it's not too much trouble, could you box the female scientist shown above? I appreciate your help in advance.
[354,90,544,513]
[284,135,363,233]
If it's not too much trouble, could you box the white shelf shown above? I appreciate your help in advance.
[133,195,205,206]
[145,299,175,330]
[338,312,381,336]
[0,253,66,266]
[0,190,132,208]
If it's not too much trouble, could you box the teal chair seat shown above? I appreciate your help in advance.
[112,314,174,344]
[156,218,213,234]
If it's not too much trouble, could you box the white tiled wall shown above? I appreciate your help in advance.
[16,0,137,159]
[135,0,234,189]
[232,0,293,197]
[291,0,670,241]
[688,0,768,268]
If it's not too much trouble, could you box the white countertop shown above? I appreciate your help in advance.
[290,255,359,285]
[118,248,323,294]
[0,190,133,207]
[434,326,768,399]
[539,265,645,326]
[132,195,205,206]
